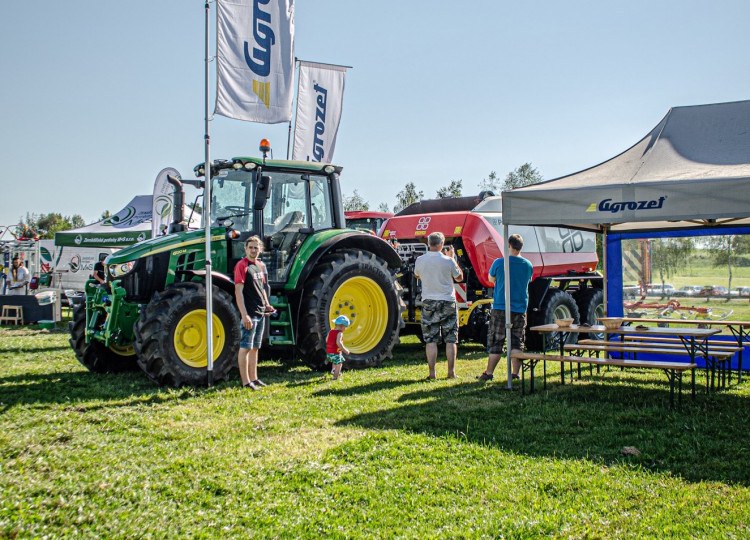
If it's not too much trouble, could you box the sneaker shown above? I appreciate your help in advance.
[243,381,258,391]
[252,379,267,387]
[476,371,493,381]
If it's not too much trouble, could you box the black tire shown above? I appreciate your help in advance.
[68,304,138,373]
[297,249,405,370]
[574,288,605,341]
[526,288,580,351]
[133,282,241,387]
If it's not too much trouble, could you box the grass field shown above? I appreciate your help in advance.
[1,324,749,538]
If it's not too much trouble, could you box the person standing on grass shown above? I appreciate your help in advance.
[7,256,29,295]
[234,236,275,390]
[414,231,463,379]
[477,233,534,382]
[326,315,351,380]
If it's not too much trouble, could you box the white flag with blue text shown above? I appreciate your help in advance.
[151,168,180,238]
[292,61,347,162]
[215,0,295,124]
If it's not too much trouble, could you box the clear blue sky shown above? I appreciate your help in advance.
[2,0,749,228]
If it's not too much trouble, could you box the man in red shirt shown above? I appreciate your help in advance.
[234,236,275,390]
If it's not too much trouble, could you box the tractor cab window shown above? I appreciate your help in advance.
[210,169,253,230]
[261,172,333,283]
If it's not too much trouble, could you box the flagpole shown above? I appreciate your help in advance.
[204,0,215,386]
[286,58,300,160]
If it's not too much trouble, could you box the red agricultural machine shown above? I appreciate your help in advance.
[380,193,603,350]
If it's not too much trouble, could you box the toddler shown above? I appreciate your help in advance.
[326,315,351,380]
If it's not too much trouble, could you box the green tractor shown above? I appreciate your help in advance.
[69,149,405,386]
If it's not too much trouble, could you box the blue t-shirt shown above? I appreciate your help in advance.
[489,255,534,312]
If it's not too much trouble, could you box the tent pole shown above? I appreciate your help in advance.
[504,224,512,389]
[204,1,214,386]
[602,227,608,316]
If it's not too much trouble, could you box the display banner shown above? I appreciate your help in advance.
[215,0,295,124]
[292,61,347,162]
[151,167,181,238]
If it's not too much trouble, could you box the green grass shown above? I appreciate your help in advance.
[2,327,750,538]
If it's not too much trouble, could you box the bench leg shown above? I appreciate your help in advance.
[669,370,675,408]
[691,368,696,399]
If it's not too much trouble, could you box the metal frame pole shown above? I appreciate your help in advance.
[504,224,512,389]
[204,1,214,386]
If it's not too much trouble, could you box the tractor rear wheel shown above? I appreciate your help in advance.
[297,249,404,370]
[526,288,580,351]
[68,304,138,373]
[134,282,240,387]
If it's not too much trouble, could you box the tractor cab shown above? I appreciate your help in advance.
[206,157,343,283]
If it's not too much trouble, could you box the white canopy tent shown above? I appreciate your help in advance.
[499,100,750,387]
[55,195,200,248]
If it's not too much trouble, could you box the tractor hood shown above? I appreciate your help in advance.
[105,227,226,264]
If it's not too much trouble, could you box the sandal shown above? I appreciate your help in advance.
[243,382,258,391]
[252,379,267,387]
[476,371,494,381]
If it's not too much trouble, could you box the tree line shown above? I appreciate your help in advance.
[343,163,543,213]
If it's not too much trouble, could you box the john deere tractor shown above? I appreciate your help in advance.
[69,146,404,386]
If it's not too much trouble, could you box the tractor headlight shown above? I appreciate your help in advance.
[108,261,135,278]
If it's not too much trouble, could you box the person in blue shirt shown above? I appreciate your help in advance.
[477,233,534,382]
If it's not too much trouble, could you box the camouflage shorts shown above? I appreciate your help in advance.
[488,310,526,354]
[420,299,459,344]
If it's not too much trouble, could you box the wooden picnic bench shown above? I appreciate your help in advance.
[510,350,697,407]
[568,341,735,391]
[516,323,726,407]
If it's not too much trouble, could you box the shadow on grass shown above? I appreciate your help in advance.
[336,373,750,486]
[0,370,175,413]
[312,378,424,397]
[0,344,72,354]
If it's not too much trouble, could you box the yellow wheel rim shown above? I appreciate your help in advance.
[329,276,388,354]
[173,309,226,368]
[109,343,135,357]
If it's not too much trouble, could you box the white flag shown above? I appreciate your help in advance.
[292,61,348,162]
[215,0,295,124]
[152,168,181,238]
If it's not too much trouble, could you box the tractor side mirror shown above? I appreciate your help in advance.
[253,175,272,210]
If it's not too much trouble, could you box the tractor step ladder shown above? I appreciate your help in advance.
[268,297,295,346]
[0,305,24,325]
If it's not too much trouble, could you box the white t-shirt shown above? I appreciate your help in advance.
[7,265,29,295]
[414,251,461,302]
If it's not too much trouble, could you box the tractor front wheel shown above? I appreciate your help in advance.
[297,249,404,370]
[68,304,138,373]
[134,282,240,387]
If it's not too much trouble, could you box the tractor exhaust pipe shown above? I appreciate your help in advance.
[167,174,186,233]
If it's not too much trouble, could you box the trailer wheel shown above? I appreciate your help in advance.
[134,282,240,387]
[574,288,604,341]
[297,249,405,370]
[526,288,580,351]
[68,304,138,373]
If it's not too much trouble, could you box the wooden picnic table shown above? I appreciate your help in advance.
[619,317,750,382]
[522,323,723,406]
[531,323,721,363]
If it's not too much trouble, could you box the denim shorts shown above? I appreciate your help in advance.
[239,316,265,349]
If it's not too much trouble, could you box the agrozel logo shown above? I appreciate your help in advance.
[586,196,666,214]
[244,0,275,108]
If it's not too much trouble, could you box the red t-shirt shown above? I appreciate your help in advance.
[326,329,342,354]
[234,257,268,317]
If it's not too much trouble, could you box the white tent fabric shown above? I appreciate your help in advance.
[502,100,750,233]
[55,195,200,248]
[499,100,750,387]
